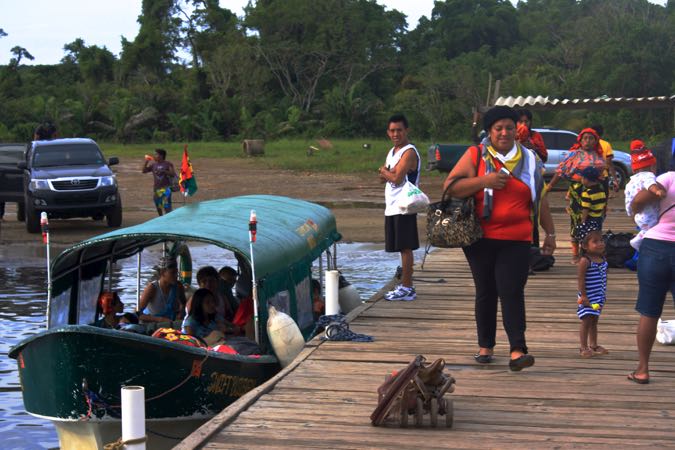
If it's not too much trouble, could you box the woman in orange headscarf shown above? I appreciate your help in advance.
[94,291,124,328]
[547,128,607,262]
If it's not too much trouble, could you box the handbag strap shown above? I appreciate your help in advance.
[658,203,675,221]
[441,144,482,204]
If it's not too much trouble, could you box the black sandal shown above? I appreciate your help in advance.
[509,354,535,371]
[474,353,494,364]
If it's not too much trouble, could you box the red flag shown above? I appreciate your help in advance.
[179,145,198,196]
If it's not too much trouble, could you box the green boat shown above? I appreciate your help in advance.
[9,195,342,449]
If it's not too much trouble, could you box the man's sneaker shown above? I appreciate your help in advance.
[384,285,416,301]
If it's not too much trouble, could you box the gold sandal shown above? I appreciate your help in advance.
[579,347,593,358]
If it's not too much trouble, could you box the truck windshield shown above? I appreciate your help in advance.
[32,144,105,167]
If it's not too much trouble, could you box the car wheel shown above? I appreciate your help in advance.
[107,197,123,227]
[17,202,25,222]
[614,165,628,189]
[25,201,41,234]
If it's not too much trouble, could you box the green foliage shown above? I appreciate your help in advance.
[0,0,673,144]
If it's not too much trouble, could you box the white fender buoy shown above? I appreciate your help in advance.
[121,386,146,450]
[338,275,362,313]
[267,306,305,367]
[325,270,340,315]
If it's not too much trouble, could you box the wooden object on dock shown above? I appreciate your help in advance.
[372,355,455,428]
[242,139,264,156]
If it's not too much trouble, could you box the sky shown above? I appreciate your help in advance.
[0,0,668,65]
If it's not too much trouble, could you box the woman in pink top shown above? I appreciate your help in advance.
[627,171,675,384]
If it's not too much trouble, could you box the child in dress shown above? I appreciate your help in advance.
[575,221,609,358]
[624,140,667,250]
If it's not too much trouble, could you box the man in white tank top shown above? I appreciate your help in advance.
[378,114,420,301]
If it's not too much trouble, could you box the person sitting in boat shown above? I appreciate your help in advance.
[138,256,186,323]
[116,312,145,333]
[186,266,240,335]
[232,254,255,339]
[219,265,240,311]
[311,279,325,321]
[93,291,124,328]
[182,288,224,346]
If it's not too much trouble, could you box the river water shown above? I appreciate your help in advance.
[0,242,422,449]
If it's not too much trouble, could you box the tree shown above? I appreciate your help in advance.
[9,46,34,68]
[63,39,116,84]
[245,0,404,113]
[404,0,519,63]
[120,0,181,81]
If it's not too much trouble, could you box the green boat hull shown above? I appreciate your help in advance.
[9,326,280,421]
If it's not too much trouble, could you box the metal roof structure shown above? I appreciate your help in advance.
[493,94,675,111]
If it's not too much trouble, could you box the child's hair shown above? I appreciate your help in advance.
[189,288,215,325]
[576,221,602,256]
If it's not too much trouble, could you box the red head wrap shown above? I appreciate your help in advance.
[569,128,602,154]
[98,292,121,315]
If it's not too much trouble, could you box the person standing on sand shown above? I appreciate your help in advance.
[378,114,421,301]
[142,148,177,216]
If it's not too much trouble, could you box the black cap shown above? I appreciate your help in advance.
[483,106,519,131]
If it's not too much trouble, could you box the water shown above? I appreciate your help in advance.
[0,242,421,449]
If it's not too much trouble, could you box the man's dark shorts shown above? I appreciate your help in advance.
[385,214,419,253]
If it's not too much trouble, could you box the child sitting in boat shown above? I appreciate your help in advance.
[182,288,224,346]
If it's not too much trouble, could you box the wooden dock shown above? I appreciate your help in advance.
[178,208,675,449]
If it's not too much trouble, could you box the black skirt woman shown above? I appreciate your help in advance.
[443,106,556,371]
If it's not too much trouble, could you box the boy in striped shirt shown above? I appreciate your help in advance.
[579,167,607,229]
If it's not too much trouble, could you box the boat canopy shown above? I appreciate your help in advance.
[49,195,341,334]
[52,195,340,281]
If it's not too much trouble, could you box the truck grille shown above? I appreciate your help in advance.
[53,193,100,205]
[52,179,99,190]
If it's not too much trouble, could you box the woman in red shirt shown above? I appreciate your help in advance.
[443,106,556,371]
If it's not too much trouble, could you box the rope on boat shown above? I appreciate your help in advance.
[81,350,210,419]
[146,426,184,440]
[103,435,147,450]
[311,314,374,342]
[145,350,209,402]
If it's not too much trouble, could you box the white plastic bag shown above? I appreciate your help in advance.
[656,318,675,345]
[397,181,429,214]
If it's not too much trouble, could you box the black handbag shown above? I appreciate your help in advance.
[426,180,482,248]
[425,147,483,249]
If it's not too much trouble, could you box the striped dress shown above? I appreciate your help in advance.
[577,257,608,319]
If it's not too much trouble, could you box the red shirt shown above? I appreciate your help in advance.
[470,146,534,242]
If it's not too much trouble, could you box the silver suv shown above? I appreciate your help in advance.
[535,128,632,188]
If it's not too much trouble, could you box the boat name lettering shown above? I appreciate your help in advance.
[206,372,257,397]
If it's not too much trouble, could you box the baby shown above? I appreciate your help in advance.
[624,140,666,250]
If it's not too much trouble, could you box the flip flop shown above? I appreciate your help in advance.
[474,353,494,364]
[509,354,535,372]
[627,371,649,385]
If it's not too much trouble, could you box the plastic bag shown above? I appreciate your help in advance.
[396,181,429,214]
[656,319,675,345]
